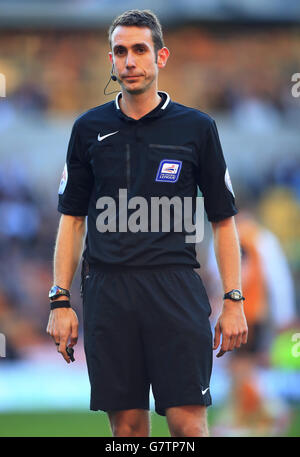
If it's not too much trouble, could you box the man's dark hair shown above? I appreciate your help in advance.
[108,9,165,55]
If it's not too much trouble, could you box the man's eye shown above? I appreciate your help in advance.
[116,48,125,55]
[137,47,145,53]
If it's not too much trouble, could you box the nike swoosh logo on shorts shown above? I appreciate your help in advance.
[201,387,209,395]
[98,131,119,142]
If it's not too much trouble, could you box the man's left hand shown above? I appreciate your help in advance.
[213,301,248,357]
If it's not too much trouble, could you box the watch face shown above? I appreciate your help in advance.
[49,286,58,298]
[231,290,241,300]
[49,286,70,300]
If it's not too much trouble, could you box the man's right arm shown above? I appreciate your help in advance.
[46,214,86,363]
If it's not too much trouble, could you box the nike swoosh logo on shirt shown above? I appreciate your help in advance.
[201,388,209,395]
[97,131,119,142]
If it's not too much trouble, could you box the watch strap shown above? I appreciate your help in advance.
[50,300,71,310]
[223,289,245,301]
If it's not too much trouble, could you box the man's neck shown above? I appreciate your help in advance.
[119,88,162,120]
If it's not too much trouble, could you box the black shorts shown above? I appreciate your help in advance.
[81,263,213,416]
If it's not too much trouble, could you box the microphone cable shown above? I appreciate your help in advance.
[104,66,119,95]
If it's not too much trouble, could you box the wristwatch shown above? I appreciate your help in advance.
[49,285,70,301]
[223,289,245,302]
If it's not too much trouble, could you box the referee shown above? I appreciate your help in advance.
[47,10,248,437]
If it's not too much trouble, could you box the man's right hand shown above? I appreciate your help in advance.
[46,307,79,363]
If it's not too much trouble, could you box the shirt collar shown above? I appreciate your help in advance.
[115,91,171,121]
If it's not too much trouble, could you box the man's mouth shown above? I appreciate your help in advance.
[124,75,142,79]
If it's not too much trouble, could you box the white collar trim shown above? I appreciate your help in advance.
[115,91,170,110]
[115,92,122,110]
[160,91,170,110]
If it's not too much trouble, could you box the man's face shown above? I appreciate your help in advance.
[109,25,168,95]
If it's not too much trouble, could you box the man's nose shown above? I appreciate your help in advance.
[126,52,136,68]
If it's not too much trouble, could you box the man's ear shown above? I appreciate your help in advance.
[108,51,113,65]
[157,47,170,68]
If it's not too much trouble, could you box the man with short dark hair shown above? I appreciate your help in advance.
[47,9,248,437]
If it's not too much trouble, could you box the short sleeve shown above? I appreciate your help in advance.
[57,120,94,216]
[196,119,238,222]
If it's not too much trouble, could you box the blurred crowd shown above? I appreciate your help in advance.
[0,160,62,359]
[0,26,300,122]
[0,25,299,369]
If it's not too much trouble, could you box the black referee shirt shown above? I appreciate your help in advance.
[58,91,238,269]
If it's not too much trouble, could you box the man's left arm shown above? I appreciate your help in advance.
[211,216,248,357]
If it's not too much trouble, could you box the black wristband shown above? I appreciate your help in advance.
[50,300,71,310]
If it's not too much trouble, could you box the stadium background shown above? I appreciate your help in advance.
[0,0,299,437]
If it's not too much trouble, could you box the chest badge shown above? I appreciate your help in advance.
[155,160,182,183]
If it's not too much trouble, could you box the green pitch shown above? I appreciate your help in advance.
[0,408,299,437]
[0,410,170,437]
